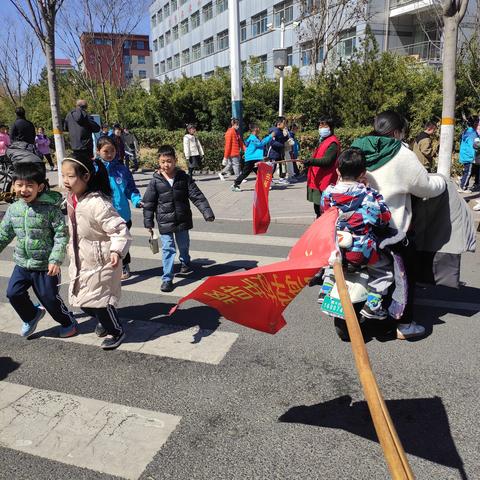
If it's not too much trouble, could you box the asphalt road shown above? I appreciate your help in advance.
[0,206,479,479]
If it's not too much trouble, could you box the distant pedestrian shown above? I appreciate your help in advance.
[231,123,274,192]
[10,107,35,146]
[412,121,437,173]
[122,127,140,171]
[458,116,479,193]
[35,127,56,171]
[100,123,110,138]
[62,154,132,350]
[303,116,340,218]
[143,145,214,293]
[183,123,204,179]
[0,162,77,339]
[0,124,11,162]
[109,124,126,164]
[219,118,245,181]
[63,99,100,161]
[95,136,142,280]
[289,123,301,177]
[267,116,290,185]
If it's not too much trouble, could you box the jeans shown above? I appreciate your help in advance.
[221,156,241,176]
[160,230,191,281]
[7,265,74,327]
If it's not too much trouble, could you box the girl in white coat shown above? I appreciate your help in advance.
[183,123,204,179]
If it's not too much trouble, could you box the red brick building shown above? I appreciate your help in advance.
[80,33,152,87]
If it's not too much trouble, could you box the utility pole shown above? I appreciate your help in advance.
[228,0,243,129]
[278,18,285,117]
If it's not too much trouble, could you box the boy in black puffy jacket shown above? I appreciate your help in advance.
[142,145,214,292]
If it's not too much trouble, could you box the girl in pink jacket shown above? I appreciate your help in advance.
[0,125,11,160]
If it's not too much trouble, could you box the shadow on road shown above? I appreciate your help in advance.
[0,356,20,380]
[279,395,468,479]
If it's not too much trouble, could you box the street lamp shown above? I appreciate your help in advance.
[269,19,299,117]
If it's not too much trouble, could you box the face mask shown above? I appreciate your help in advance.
[319,127,331,138]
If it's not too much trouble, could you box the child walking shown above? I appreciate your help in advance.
[35,127,55,170]
[61,155,132,350]
[0,124,11,162]
[96,136,142,280]
[143,145,215,292]
[0,162,77,338]
[183,123,204,179]
[321,148,393,320]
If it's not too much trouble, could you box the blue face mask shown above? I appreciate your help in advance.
[319,127,331,138]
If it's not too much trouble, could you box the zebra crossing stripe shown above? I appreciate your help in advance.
[0,303,238,365]
[0,380,181,480]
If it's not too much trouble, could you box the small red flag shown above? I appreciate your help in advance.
[170,208,339,334]
[253,162,273,234]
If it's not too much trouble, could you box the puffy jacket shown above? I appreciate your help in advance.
[63,107,100,152]
[244,134,272,162]
[143,169,214,234]
[35,134,51,155]
[100,158,142,222]
[459,127,478,165]
[0,190,68,270]
[267,127,289,161]
[0,132,11,156]
[66,192,131,308]
[224,127,245,159]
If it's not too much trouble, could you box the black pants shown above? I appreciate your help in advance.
[82,306,123,336]
[40,153,54,168]
[7,265,74,327]
[313,203,321,218]
[234,161,257,187]
[123,220,132,266]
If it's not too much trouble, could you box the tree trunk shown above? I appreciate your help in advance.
[437,17,460,176]
[44,29,66,186]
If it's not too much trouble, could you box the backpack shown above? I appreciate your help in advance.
[6,141,45,166]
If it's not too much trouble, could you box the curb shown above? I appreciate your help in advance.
[192,215,314,226]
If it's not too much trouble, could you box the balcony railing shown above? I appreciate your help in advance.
[390,0,434,8]
[390,41,442,63]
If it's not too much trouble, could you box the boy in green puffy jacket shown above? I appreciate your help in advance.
[0,162,77,338]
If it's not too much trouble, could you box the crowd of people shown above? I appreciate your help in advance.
[0,97,476,350]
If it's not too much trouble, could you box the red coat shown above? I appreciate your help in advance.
[307,135,340,191]
[224,127,245,159]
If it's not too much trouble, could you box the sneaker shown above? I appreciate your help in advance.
[161,280,174,292]
[101,331,126,350]
[218,172,225,181]
[396,321,425,340]
[180,263,193,274]
[242,179,247,183]
[121,264,130,280]
[472,184,480,192]
[317,282,333,304]
[473,201,480,211]
[457,187,472,194]
[95,322,108,337]
[231,185,241,192]
[21,306,46,337]
[59,318,78,338]
[360,292,388,320]
[287,177,298,183]
[278,178,289,185]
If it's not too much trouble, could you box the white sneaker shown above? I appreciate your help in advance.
[473,201,480,211]
[242,179,247,183]
[218,173,225,181]
[396,321,425,340]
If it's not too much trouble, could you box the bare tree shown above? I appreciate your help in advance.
[297,0,371,75]
[437,0,469,177]
[9,0,67,182]
[0,25,40,106]
[57,0,147,122]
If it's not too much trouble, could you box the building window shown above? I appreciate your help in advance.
[139,70,147,79]
[165,30,171,44]
[252,11,268,37]
[203,2,213,22]
[154,63,159,75]
[151,14,157,27]
[300,42,312,66]
[160,60,166,73]
[217,30,229,51]
[252,54,268,77]
[173,25,179,40]
[153,40,158,52]
[191,11,200,29]
[204,36,214,56]
[124,40,131,48]
[173,53,180,68]
[157,8,163,22]
[182,48,190,64]
[180,19,189,35]
[94,38,113,46]
[171,0,177,11]
[338,29,356,59]
[274,0,294,27]
[164,3,170,16]
[217,0,227,14]
[125,69,133,80]
[159,35,164,48]
[240,21,247,42]
[167,57,173,70]
[123,55,132,64]
[286,46,293,66]
[136,40,145,49]
[192,43,201,60]
[138,55,146,64]
[204,70,214,78]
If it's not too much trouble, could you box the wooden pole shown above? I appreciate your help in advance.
[332,260,415,480]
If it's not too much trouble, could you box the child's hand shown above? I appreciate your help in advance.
[136,201,144,208]
[147,227,153,235]
[110,252,120,268]
[47,264,60,276]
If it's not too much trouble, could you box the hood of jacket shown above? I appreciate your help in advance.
[351,135,402,172]
[36,190,63,206]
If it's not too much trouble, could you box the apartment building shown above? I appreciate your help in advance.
[149,0,476,82]
[80,32,152,87]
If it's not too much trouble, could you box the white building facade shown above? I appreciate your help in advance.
[149,0,476,82]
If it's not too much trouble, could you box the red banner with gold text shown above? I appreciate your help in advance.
[253,162,274,234]
[170,208,339,334]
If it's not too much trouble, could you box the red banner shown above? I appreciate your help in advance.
[253,162,273,234]
[170,208,339,334]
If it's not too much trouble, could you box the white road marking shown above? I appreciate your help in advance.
[0,381,181,480]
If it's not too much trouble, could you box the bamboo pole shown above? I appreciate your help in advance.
[332,260,415,480]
